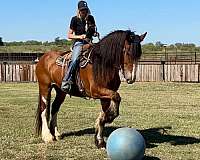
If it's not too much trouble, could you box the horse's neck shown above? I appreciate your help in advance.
[108,71,121,90]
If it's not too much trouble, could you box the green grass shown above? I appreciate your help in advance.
[0,82,200,160]
[0,45,70,53]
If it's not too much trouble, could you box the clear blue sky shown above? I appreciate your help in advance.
[1,0,200,45]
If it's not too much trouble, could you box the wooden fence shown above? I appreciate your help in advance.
[0,63,37,82]
[137,64,199,82]
[0,63,200,82]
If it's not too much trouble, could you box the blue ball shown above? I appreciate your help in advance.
[106,127,146,160]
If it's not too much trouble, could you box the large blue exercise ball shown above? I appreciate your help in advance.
[106,127,146,160]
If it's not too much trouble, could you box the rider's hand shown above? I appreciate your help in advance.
[79,34,86,39]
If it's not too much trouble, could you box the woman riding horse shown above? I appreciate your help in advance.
[35,29,146,148]
[61,1,97,93]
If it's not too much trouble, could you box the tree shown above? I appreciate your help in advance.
[142,43,155,52]
[155,41,162,47]
[0,37,4,46]
[175,43,183,49]
[24,40,42,45]
[54,37,69,46]
[55,37,60,45]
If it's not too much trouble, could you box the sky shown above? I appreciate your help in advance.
[1,0,200,46]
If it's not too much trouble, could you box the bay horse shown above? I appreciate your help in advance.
[35,30,147,148]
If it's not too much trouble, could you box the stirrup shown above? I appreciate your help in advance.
[61,80,73,93]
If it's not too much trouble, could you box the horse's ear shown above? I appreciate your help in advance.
[140,32,147,41]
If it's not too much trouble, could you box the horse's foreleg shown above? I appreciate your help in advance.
[93,88,121,148]
[50,86,66,140]
[104,92,121,123]
[95,99,109,148]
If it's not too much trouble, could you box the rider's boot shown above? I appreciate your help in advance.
[61,60,78,93]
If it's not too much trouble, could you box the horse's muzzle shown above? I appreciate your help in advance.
[126,76,136,84]
[126,79,134,84]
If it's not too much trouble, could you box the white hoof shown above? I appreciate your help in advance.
[42,133,54,143]
[54,127,61,140]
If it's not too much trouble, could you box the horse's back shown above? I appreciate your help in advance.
[39,51,63,62]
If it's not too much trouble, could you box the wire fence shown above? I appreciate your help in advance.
[140,51,200,64]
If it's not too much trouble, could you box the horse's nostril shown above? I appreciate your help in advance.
[126,79,135,84]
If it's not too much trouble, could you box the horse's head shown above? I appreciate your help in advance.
[121,31,147,84]
[91,30,146,86]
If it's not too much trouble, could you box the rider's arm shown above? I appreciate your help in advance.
[67,29,86,40]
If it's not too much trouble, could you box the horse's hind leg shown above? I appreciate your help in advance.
[36,83,54,143]
[50,85,66,140]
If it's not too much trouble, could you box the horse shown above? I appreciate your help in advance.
[35,30,147,148]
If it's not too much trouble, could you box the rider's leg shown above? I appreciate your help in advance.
[61,42,83,92]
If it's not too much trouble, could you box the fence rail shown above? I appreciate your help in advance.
[1,51,200,64]
[0,63,200,82]
[0,52,43,62]
[140,52,200,64]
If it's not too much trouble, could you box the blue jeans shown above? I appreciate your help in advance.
[63,41,84,82]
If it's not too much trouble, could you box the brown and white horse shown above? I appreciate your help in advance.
[35,30,147,148]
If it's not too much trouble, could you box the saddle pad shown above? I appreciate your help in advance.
[55,49,92,68]
[56,53,72,67]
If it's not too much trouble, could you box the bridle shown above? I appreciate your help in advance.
[123,32,141,57]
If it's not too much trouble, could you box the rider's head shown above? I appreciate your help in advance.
[77,1,90,19]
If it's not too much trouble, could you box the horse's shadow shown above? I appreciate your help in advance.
[61,126,200,147]
[60,126,200,160]
[139,126,200,148]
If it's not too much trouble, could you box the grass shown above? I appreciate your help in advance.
[0,45,70,53]
[0,82,200,160]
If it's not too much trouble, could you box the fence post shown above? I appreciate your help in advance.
[198,64,200,83]
[3,62,7,82]
[161,60,165,81]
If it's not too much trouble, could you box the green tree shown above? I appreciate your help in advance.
[55,37,60,45]
[142,43,155,52]
[24,40,42,45]
[0,37,4,46]
[54,37,69,46]
[155,41,163,47]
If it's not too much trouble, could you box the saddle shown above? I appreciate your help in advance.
[56,43,92,67]
[56,43,93,97]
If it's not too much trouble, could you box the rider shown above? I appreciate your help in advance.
[61,0,96,93]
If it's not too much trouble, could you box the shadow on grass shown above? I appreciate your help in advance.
[143,156,161,160]
[139,126,200,148]
[61,126,200,160]
[61,127,162,159]
[61,126,200,148]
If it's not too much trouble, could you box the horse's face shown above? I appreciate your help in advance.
[122,32,147,84]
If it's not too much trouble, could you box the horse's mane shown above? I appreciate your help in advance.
[91,30,130,85]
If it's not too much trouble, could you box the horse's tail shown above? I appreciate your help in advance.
[35,85,52,136]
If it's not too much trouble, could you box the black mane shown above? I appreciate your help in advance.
[91,30,130,85]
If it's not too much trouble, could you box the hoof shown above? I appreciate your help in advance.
[50,127,61,141]
[55,131,61,141]
[42,133,54,143]
[95,137,106,149]
[43,137,54,143]
[55,135,61,141]
[97,141,106,149]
